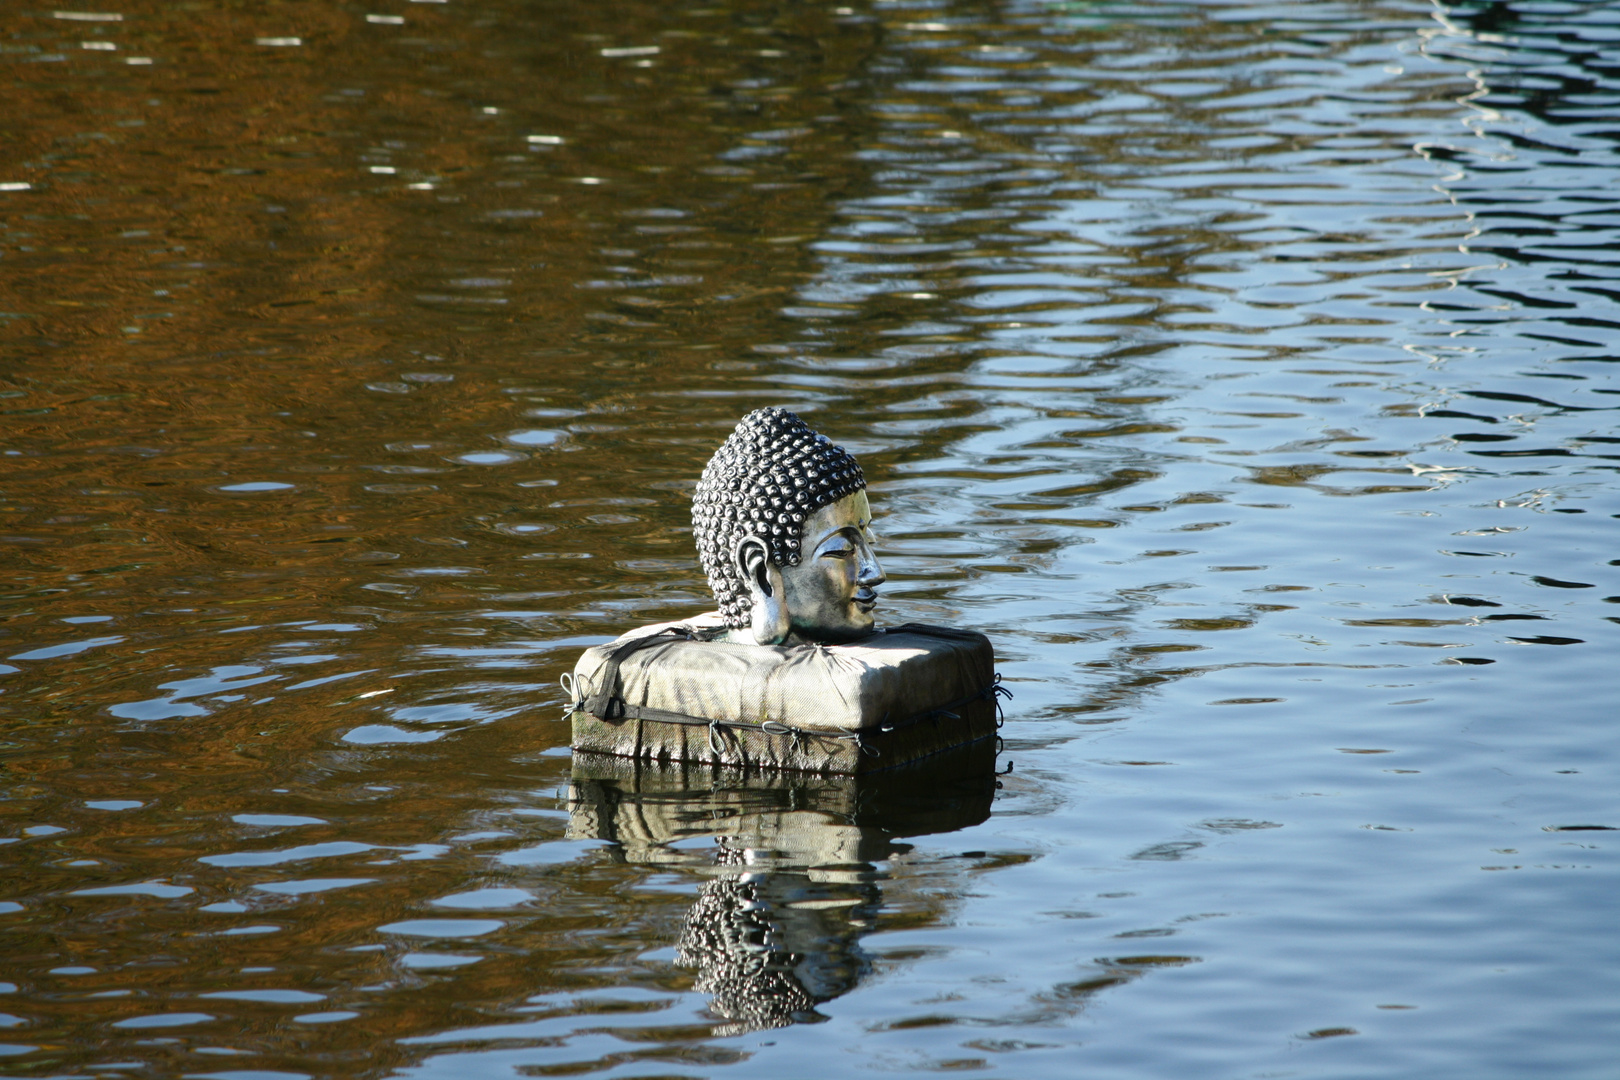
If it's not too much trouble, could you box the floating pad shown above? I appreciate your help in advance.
[566,619,1002,775]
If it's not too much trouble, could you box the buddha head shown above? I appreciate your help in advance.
[692,407,885,646]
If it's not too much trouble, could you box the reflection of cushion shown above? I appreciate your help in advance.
[566,749,998,867]
[569,615,995,735]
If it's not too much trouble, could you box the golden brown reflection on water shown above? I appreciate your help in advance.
[4,0,1620,1076]
[3,5,989,1072]
[3,0,869,622]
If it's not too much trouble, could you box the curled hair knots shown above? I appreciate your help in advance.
[691,407,866,628]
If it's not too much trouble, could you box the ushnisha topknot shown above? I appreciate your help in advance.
[692,407,866,628]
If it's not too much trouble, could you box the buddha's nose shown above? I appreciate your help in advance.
[857,546,885,587]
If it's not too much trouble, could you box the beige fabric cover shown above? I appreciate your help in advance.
[569,614,994,735]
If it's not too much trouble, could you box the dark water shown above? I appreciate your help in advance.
[3,0,1617,1076]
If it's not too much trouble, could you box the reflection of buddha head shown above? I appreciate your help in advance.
[675,839,875,1034]
[693,408,885,645]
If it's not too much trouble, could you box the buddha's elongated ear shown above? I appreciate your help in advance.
[735,534,789,646]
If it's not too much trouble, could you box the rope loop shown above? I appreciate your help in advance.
[991,673,1013,727]
[759,720,811,756]
[558,671,589,718]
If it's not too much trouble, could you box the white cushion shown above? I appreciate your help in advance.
[570,614,994,735]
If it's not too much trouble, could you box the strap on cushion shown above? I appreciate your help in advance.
[881,622,988,643]
[583,626,690,721]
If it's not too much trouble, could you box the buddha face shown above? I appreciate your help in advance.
[733,489,885,645]
[779,490,884,643]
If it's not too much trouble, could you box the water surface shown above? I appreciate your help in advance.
[2,0,1617,1077]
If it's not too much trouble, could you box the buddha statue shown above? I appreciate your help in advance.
[566,406,1000,775]
[692,407,886,646]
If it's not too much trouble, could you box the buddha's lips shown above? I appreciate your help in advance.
[854,589,879,611]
